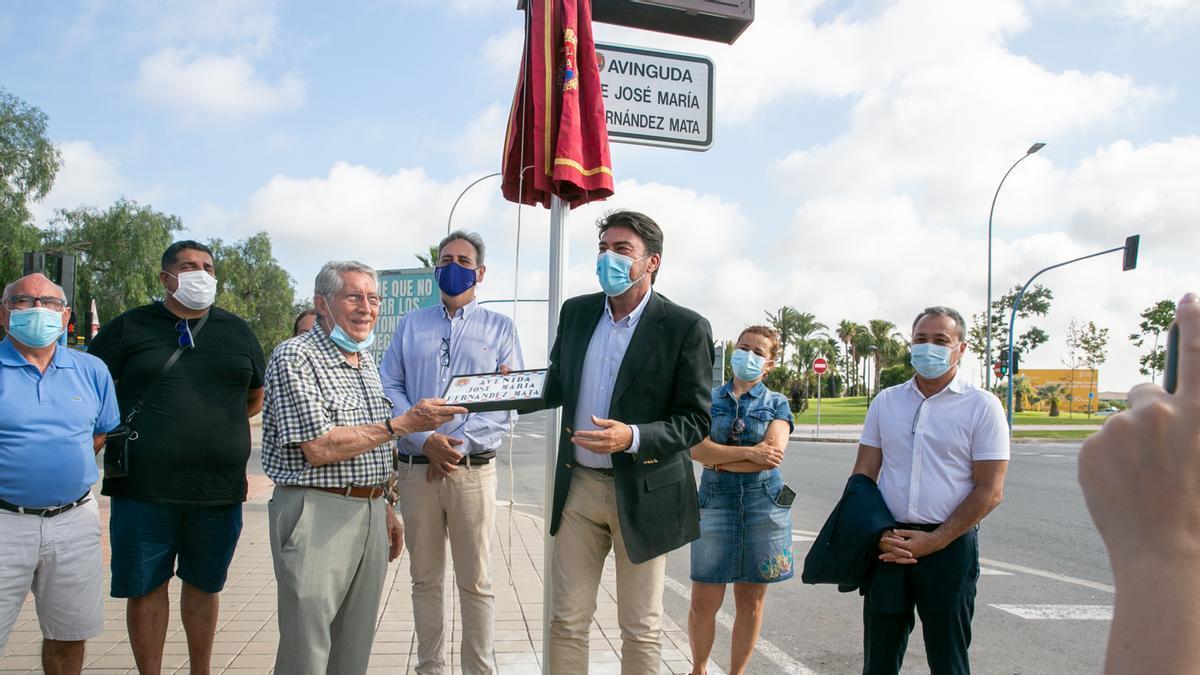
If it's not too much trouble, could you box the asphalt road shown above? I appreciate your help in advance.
[495,411,1113,675]
[250,411,1112,673]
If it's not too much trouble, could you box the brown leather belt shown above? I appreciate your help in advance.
[311,485,386,499]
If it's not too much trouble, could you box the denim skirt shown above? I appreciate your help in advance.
[689,468,794,584]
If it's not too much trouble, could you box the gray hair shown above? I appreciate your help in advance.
[314,261,379,297]
[912,306,967,342]
[438,230,486,266]
[3,273,66,301]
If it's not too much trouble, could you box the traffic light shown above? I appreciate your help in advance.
[999,348,1020,376]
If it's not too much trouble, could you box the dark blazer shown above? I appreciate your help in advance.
[801,473,896,592]
[542,290,713,564]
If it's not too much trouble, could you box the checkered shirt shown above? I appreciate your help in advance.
[261,321,395,487]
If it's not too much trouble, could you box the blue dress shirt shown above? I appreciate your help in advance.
[0,338,120,507]
[571,290,652,468]
[380,299,524,455]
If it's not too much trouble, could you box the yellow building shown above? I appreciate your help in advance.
[1019,368,1099,414]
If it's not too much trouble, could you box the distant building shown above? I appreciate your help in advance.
[1019,368,1101,414]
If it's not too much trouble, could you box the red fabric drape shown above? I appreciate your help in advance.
[501,0,614,208]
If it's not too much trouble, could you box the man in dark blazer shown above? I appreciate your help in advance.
[540,210,713,674]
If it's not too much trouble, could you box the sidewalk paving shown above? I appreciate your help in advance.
[1,480,700,675]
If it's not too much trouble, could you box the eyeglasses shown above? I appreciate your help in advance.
[339,292,382,308]
[4,294,66,311]
[175,319,196,349]
[439,336,451,367]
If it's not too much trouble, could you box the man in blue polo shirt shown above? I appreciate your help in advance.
[0,273,120,675]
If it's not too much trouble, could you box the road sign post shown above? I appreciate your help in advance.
[812,357,829,438]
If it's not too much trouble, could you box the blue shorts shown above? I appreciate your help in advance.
[690,468,794,584]
[109,498,243,598]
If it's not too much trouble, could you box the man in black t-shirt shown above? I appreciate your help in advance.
[89,240,265,675]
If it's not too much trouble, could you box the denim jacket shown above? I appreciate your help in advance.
[710,381,793,446]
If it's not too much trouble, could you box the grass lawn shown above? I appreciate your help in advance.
[1011,410,1106,425]
[793,397,1109,428]
[1012,429,1096,440]
[794,396,870,425]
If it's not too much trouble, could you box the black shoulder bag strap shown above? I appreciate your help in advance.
[123,312,210,425]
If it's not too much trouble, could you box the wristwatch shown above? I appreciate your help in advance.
[384,418,400,439]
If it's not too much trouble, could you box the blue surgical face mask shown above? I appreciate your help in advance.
[596,251,648,297]
[730,348,766,383]
[910,343,957,379]
[434,262,478,297]
[322,302,376,353]
[6,307,64,348]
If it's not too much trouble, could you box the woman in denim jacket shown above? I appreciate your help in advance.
[687,325,795,675]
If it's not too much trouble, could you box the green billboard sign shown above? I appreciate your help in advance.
[369,267,438,364]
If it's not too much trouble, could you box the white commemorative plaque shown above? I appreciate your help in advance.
[440,369,548,413]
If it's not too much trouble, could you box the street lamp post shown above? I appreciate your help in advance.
[986,142,1045,391]
[1005,235,1140,428]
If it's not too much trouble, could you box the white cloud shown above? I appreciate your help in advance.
[132,0,280,55]
[453,104,509,169]
[134,49,306,119]
[481,26,524,77]
[30,141,128,225]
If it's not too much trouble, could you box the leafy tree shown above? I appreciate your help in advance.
[879,363,914,390]
[207,232,298,357]
[43,199,182,320]
[970,284,1055,372]
[1129,299,1175,381]
[1063,318,1087,417]
[0,88,61,283]
[1079,320,1109,415]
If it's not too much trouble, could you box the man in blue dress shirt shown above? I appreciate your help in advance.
[379,230,523,675]
[0,273,120,674]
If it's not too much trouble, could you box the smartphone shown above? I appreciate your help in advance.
[774,484,796,507]
[1164,323,1179,394]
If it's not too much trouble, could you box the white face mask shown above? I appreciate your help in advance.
[169,270,217,310]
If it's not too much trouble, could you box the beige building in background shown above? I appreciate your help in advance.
[1019,368,1101,413]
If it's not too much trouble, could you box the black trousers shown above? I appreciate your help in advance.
[862,525,979,675]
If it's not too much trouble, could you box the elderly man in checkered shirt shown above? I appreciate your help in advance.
[261,260,466,675]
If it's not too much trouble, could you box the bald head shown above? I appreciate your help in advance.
[3,273,66,303]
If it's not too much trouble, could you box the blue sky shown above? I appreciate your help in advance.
[3,0,1198,391]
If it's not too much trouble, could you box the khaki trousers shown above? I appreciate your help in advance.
[548,467,667,674]
[399,459,497,675]
[268,486,389,675]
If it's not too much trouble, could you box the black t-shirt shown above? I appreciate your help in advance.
[89,302,265,504]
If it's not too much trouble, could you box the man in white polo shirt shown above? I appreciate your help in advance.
[851,305,1009,675]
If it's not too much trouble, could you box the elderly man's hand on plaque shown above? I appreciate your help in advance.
[400,398,467,434]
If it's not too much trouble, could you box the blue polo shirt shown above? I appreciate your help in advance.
[0,337,120,507]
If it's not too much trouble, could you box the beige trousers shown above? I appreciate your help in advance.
[398,458,497,675]
[548,467,667,674]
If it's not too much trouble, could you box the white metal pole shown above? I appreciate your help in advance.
[816,371,822,439]
[542,194,569,672]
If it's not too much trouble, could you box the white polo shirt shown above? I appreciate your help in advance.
[860,372,1009,524]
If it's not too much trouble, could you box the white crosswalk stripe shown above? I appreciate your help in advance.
[990,604,1113,620]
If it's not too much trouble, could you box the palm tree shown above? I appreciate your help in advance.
[836,320,859,395]
[764,306,802,364]
[851,329,874,397]
[867,319,903,393]
[1036,383,1066,417]
[1012,375,1033,413]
